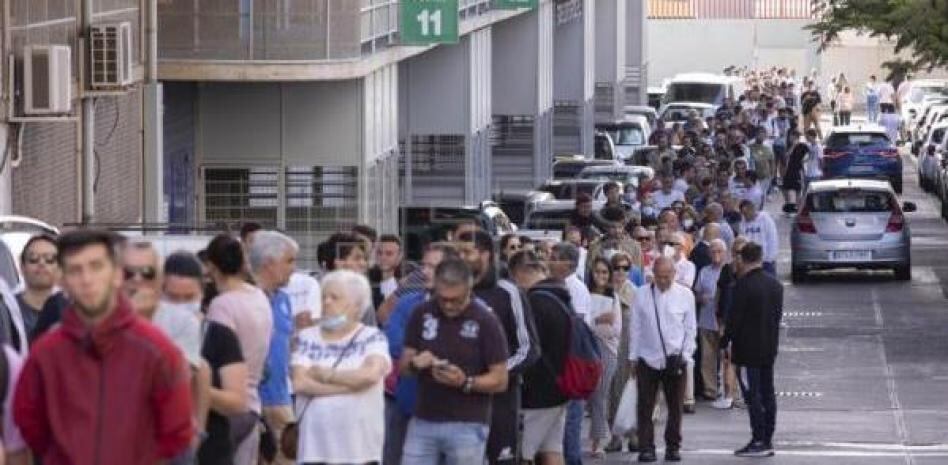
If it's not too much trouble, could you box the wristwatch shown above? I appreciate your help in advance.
[462,376,475,394]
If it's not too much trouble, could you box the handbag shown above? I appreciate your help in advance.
[280,327,365,460]
[649,285,687,377]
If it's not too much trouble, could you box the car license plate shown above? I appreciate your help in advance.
[830,250,872,261]
[848,165,875,174]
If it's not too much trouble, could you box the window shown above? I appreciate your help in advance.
[664,83,724,105]
[807,190,895,213]
[525,210,573,230]
[825,133,891,149]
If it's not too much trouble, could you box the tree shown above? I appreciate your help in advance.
[807,0,948,72]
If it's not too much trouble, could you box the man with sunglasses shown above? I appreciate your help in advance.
[122,241,212,465]
[16,234,60,338]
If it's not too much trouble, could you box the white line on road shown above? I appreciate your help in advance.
[682,448,948,458]
[873,288,915,465]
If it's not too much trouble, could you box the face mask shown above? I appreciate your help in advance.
[682,219,695,230]
[623,192,637,203]
[641,206,656,217]
[320,314,349,331]
[160,300,201,316]
[662,245,676,258]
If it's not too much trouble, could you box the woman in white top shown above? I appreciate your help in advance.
[585,257,623,458]
[605,252,637,453]
[291,270,392,465]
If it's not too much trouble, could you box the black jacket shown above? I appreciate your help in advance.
[689,241,712,283]
[474,270,540,376]
[521,280,572,409]
[722,268,783,367]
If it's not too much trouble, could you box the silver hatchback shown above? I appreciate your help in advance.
[787,179,917,282]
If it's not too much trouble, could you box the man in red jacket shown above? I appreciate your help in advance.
[13,230,194,465]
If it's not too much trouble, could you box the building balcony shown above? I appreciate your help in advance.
[157,0,504,81]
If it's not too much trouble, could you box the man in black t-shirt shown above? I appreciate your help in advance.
[399,258,509,465]
[162,252,246,465]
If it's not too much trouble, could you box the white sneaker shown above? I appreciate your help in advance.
[711,397,733,409]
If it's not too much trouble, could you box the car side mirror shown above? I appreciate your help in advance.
[902,202,917,213]
[782,203,798,214]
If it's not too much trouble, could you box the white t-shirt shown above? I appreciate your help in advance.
[566,273,592,325]
[282,272,322,319]
[805,142,823,178]
[653,189,685,210]
[292,325,391,464]
[675,257,696,289]
[878,82,896,104]
[380,277,398,299]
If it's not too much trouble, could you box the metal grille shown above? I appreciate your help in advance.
[555,0,583,25]
[203,166,280,227]
[491,115,536,191]
[164,83,197,226]
[158,0,398,61]
[92,89,143,222]
[624,64,646,106]
[595,82,623,123]
[553,101,583,155]
[400,135,466,205]
[285,165,359,270]
[12,122,78,226]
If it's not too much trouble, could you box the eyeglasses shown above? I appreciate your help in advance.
[25,253,57,265]
[506,243,521,251]
[123,266,157,281]
[614,265,631,272]
[663,242,681,247]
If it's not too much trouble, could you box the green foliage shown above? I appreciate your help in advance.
[808,0,948,71]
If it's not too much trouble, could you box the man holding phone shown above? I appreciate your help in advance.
[399,258,510,465]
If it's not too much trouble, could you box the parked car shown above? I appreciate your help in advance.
[0,216,60,292]
[899,80,948,132]
[661,73,744,109]
[596,116,651,162]
[522,199,606,232]
[576,165,655,191]
[658,102,716,130]
[787,179,915,282]
[536,179,611,201]
[911,102,948,154]
[623,105,659,128]
[918,122,948,192]
[399,202,515,261]
[492,189,555,227]
[647,87,665,110]
[821,125,903,193]
[552,156,619,179]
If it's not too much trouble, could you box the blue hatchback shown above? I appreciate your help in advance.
[822,127,903,193]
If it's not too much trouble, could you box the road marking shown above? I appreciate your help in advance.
[776,441,948,452]
[782,347,825,353]
[873,288,915,465]
[777,391,823,398]
[680,448,948,458]
[784,311,823,317]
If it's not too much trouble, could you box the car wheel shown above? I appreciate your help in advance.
[894,263,912,281]
[892,177,903,194]
[791,265,808,283]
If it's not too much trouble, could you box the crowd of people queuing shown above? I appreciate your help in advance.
[0,68,806,465]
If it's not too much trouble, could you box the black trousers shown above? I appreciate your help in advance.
[487,376,521,464]
[636,361,685,453]
[737,365,777,444]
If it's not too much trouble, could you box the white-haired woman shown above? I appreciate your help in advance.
[291,270,392,465]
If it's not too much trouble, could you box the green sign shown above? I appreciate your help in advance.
[494,0,537,9]
[400,0,459,45]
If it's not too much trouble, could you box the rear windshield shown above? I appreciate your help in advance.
[665,83,723,105]
[602,126,645,146]
[525,210,573,230]
[806,190,895,213]
[825,133,890,149]
[539,184,572,200]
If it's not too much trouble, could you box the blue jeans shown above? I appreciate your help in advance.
[563,400,584,465]
[402,418,489,465]
[737,365,777,444]
[867,97,880,123]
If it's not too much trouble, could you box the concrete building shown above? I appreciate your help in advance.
[0,1,648,271]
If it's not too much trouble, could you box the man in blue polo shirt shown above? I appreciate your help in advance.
[248,231,298,465]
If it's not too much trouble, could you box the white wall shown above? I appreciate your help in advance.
[647,19,817,85]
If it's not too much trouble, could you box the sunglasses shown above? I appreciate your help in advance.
[663,242,681,247]
[124,266,157,281]
[614,265,631,272]
[25,253,57,265]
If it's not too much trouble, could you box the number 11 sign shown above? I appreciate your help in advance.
[401,0,459,45]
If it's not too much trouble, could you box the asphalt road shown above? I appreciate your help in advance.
[590,151,948,464]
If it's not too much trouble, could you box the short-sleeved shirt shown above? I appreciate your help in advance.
[403,300,509,424]
[292,325,390,464]
[153,302,203,368]
[197,322,244,465]
[282,272,322,320]
[260,290,294,406]
[207,284,273,413]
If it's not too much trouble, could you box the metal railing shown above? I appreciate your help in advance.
[159,0,497,62]
[648,0,814,19]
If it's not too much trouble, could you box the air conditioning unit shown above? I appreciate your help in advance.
[23,45,72,115]
[90,22,133,89]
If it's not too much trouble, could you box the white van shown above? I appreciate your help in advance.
[661,73,745,109]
